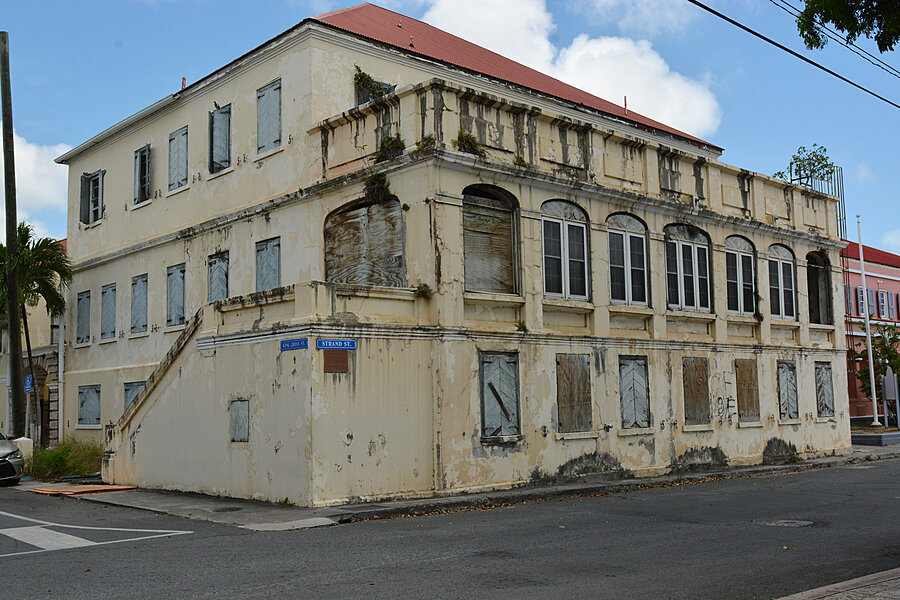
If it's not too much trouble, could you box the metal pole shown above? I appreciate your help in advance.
[0,32,25,439]
[894,373,899,429]
[857,215,881,426]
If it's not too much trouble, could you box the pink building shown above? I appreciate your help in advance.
[841,240,900,419]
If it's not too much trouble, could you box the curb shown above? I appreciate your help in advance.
[777,565,900,599]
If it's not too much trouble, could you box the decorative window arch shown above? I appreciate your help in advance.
[542,200,589,300]
[768,244,796,319]
[664,224,712,311]
[807,251,833,324]
[607,213,648,306]
[462,185,519,294]
[725,235,756,315]
[324,195,405,287]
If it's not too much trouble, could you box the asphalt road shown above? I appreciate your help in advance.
[1,459,899,600]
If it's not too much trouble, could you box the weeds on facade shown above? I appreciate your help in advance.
[372,134,405,163]
[28,439,104,481]
[516,320,528,332]
[415,134,435,151]
[353,65,390,102]
[276,497,296,507]
[414,282,433,299]
[513,155,530,169]
[452,129,486,158]
[363,173,391,204]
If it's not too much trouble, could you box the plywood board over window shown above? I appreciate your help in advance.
[682,357,710,426]
[463,186,518,294]
[325,198,405,287]
[556,354,591,433]
[735,359,760,422]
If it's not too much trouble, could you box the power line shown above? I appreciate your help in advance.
[684,0,900,111]
[768,0,900,81]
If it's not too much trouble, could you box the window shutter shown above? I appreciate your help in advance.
[463,197,515,294]
[324,200,405,287]
[76,291,90,344]
[208,253,229,302]
[868,288,877,317]
[167,264,185,326]
[256,238,281,292]
[735,359,760,422]
[78,385,101,425]
[80,174,91,223]
[480,353,520,437]
[682,357,710,426]
[843,285,852,315]
[131,274,148,333]
[556,354,591,433]
[257,81,282,153]
[134,149,142,203]
[815,363,834,417]
[142,145,151,200]
[124,381,146,411]
[777,362,798,420]
[619,356,650,428]
[168,127,188,190]
[210,106,231,172]
[101,284,116,339]
[891,294,897,320]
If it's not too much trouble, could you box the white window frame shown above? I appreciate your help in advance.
[726,248,755,316]
[608,228,648,306]
[541,216,588,301]
[666,240,711,312]
[769,253,796,320]
[878,289,889,319]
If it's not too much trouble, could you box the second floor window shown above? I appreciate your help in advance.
[462,185,518,295]
[607,213,647,306]
[79,170,104,224]
[209,105,231,173]
[208,252,229,302]
[665,224,711,312]
[76,290,91,344]
[325,197,405,287]
[257,80,282,154]
[131,274,148,334]
[101,283,116,340]
[542,200,589,300]
[769,244,796,320]
[134,144,151,204]
[168,126,188,191]
[725,236,755,316]
[256,237,281,292]
[167,263,186,326]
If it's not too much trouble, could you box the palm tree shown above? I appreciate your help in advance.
[0,222,72,445]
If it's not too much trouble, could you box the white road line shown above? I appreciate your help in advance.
[0,526,96,550]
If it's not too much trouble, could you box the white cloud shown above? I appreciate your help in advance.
[0,127,70,243]
[855,163,875,184]
[421,0,721,138]
[882,229,900,253]
[586,0,699,36]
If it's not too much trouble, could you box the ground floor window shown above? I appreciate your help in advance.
[682,357,710,426]
[815,362,834,417]
[777,361,798,420]
[735,359,760,422]
[230,399,250,443]
[619,356,650,428]
[556,354,591,433]
[78,385,101,426]
[480,352,520,438]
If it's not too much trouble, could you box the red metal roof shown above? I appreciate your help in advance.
[842,240,900,269]
[313,3,721,152]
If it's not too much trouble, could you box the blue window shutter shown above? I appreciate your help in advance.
[168,127,188,190]
[256,238,280,292]
[101,283,116,339]
[777,362,798,420]
[209,106,231,173]
[208,253,229,302]
[868,288,877,317]
[167,264,186,326]
[619,356,650,428]
[257,81,282,153]
[76,291,91,344]
[131,274,148,333]
[78,385,101,425]
[80,174,91,223]
[124,381,146,412]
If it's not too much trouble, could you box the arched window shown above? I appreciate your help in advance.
[607,213,648,306]
[542,200,589,300]
[324,196,405,286]
[725,236,755,315]
[665,224,711,311]
[807,251,833,324]
[462,185,518,294]
[768,244,796,319]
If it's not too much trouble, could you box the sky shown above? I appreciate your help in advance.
[1,0,899,250]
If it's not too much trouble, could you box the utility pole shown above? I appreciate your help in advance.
[1,31,26,438]
[857,215,881,427]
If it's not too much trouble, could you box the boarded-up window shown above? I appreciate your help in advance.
[777,360,799,420]
[807,252,832,324]
[556,354,591,433]
[166,263,186,327]
[168,126,188,191]
[77,385,101,426]
[256,237,281,292]
[463,186,517,294]
[257,80,281,154]
[124,381,146,412]
[815,362,834,417]
[100,283,116,340]
[208,252,229,302]
[80,170,103,224]
[619,356,650,428]
[480,352,520,438]
[230,399,249,442]
[324,199,405,286]
[682,357,710,426]
[735,359,760,422]
[209,104,231,173]
[134,144,151,204]
[131,274,148,334]
[76,290,91,344]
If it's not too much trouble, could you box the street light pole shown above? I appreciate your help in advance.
[857,215,881,427]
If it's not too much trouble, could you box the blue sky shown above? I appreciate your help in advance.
[1,0,898,250]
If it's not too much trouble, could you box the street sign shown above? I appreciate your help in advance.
[24,375,31,393]
[316,339,356,350]
[280,338,308,351]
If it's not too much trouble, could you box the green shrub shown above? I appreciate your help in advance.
[28,439,104,481]
[372,134,405,163]
[452,129,486,158]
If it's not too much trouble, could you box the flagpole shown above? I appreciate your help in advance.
[857,215,881,426]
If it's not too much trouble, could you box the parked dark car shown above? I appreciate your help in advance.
[0,432,24,485]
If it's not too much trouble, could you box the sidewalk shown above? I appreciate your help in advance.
[16,444,900,532]
[778,566,900,599]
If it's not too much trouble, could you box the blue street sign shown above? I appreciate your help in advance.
[24,375,32,393]
[316,339,356,350]
[280,338,309,351]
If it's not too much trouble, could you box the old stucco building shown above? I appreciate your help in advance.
[55,3,849,506]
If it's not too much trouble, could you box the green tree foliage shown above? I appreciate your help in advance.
[796,1,900,53]
[772,144,835,181]
[850,322,900,398]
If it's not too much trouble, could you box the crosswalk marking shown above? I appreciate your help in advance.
[0,509,192,559]
[0,526,96,550]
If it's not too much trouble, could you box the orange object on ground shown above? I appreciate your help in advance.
[29,484,135,496]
